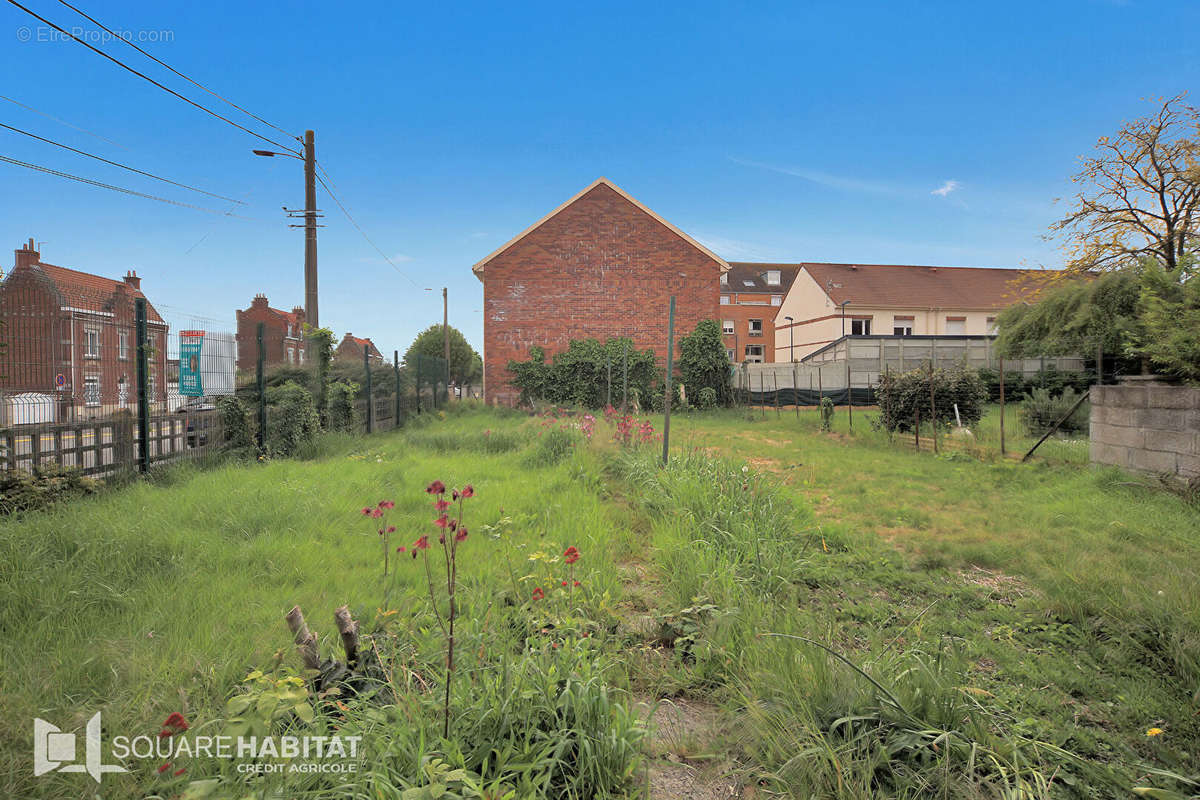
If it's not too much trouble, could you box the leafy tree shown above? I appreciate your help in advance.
[1133,258,1200,381]
[875,365,987,433]
[306,326,335,427]
[1050,95,1199,278]
[404,325,482,386]
[676,320,734,407]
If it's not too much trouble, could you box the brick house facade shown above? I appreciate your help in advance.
[0,239,169,421]
[719,263,801,363]
[335,333,384,364]
[235,295,306,372]
[473,178,728,405]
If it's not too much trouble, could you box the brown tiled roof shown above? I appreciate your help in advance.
[797,262,1034,309]
[37,262,165,322]
[722,262,801,294]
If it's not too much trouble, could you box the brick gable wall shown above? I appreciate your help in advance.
[480,183,721,405]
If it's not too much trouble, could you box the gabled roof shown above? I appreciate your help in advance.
[338,333,383,358]
[471,177,730,277]
[722,262,802,294]
[35,262,165,322]
[797,262,1035,309]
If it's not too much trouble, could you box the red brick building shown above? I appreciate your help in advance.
[235,294,306,371]
[473,178,728,405]
[719,263,802,362]
[0,239,169,421]
[335,333,385,364]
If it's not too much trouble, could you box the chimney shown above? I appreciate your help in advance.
[252,293,269,309]
[123,269,141,290]
[292,305,305,323]
[14,238,38,270]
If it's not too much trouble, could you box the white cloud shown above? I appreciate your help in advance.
[693,233,783,261]
[931,180,961,198]
[730,156,902,195]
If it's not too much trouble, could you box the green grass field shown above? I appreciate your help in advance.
[1,404,1197,799]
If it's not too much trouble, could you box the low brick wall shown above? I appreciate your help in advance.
[1089,382,1199,478]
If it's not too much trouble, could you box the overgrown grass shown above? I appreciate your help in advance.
[1,405,1196,799]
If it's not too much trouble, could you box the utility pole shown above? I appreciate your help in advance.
[303,130,318,327]
[442,287,450,399]
[252,130,320,328]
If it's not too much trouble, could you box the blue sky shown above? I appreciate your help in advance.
[1,0,1196,356]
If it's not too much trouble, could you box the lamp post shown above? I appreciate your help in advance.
[253,130,319,327]
[784,316,794,362]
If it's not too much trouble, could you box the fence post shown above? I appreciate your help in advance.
[773,370,780,417]
[622,341,629,413]
[363,346,374,433]
[661,296,675,467]
[256,322,266,454]
[606,352,612,408]
[394,350,401,428]
[998,355,1006,456]
[928,360,938,454]
[793,362,799,419]
[135,297,150,473]
[414,354,422,414]
[845,358,853,431]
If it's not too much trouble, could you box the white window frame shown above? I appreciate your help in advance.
[287,346,295,364]
[722,319,735,335]
[84,326,101,359]
[83,375,101,406]
[748,319,764,336]
[720,295,731,305]
[850,318,872,336]
[893,317,913,336]
[771,295,783,306]
[765,270,781,286]
[720,273,728,285]
[744,344,764,363]
[945,317,966,335]
[725,348,735,361]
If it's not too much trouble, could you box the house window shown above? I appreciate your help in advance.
[149,372,156,398]
[945,317,966,335]
[850,318,872,336]
[725,348,735,361]
[118,330,129,360]
[722,320,735,335]
[83,375,100,406]
[287,323,294,338]
[765,270,781,286]
[893,316,914,336]
[287,346,295,364]
[771,295,783,306]
[986,316,998,334]
[84,326,101,358]
[298,349,305,364]
[744,345,764,363]
[720,273,728,285]
[748,319,763,337]
[720,295,731,305]
[118,377,128,408]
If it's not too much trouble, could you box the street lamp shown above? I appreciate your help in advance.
[840,301,852,338]
[784,316,794,362]
[253,132,319,327]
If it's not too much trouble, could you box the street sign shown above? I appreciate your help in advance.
[180,330,205,397]
[54,373,66,389]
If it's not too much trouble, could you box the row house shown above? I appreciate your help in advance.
[235,294,307,371]
[0,239,168,421]
[719,263,801,362]
[335,333,385,364]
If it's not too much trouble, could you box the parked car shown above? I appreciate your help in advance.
[176,398,218,448]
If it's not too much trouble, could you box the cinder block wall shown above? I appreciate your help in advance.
[1090,382,1200,477]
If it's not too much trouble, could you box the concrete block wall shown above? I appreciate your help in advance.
[1089,382,1200,478]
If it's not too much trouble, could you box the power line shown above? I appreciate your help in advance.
[0,93,127,150]
[0,153,255,217]
[314,172,422,289]
[52,0,299,143]
[3,0,302,156]
[0,121,246,204]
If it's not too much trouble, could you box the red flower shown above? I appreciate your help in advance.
[158,762,172,774]
[378,528,384,536]
[452,489,460,501]
[461,485,474,498]
[387,525,396,533]
[396,546,406,553]
[378,500,395,510]
[563,546,580,564]
[173,768,186,777]
[434,515,449,528]
[573,580,581,587]
[360,507,372,516]
[435,499,451,512]
[532,587,545,601]
[413,535,429,551]
[455,527,468,542]
[561,581,568,586]
[448,518,458,531]
[438,533,446,544]
[162,712,189,733]
[370,508,384,518]
[426,480,446,495]
[158,729,171,738]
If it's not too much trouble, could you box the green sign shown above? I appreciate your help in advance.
[180,331,204,397]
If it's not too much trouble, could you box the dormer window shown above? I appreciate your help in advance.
[720,273,728,285]
[765,270,781,286]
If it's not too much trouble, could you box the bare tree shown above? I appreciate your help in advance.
[1051,95,1199,275]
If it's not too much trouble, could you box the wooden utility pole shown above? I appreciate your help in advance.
[303,130,319,327]
[443,288,451,399]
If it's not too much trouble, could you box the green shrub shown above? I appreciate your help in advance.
[265,381,321,456]
[819,397,834,431]
[507,339,658,409]
[1020,386,1089,436]
[0,463,98,515]
[326,380,360,433]
[697,387,717,409]
[677,320,734,407]
[216,395,255,452]
[876,365,987,432]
